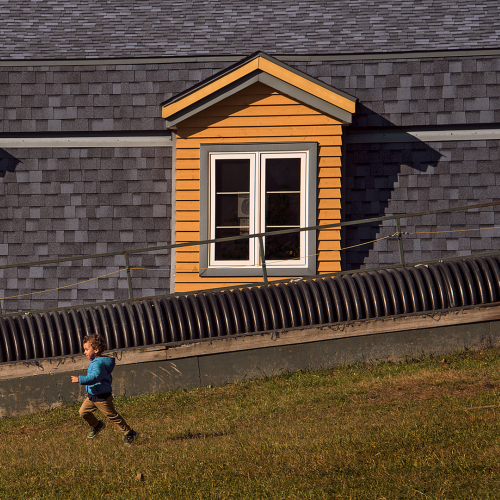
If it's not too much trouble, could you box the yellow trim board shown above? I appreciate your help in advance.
[257,58,356,113]
[162,55,355,119]
[162,59,259,118]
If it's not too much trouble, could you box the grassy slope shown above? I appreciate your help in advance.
[2,348,500,499]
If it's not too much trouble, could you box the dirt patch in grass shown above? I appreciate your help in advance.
[344,368,500,405]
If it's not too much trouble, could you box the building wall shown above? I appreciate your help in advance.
[1,53,500,311]
[343,139,500,269]
[0,62,228,133]
[0,146,172,313]
[173,81,344,292]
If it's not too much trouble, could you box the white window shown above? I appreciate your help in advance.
[200,143,317,277]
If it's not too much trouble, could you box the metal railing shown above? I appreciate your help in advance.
[1,200,500,317]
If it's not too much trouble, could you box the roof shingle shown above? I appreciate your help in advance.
[1,0,500,60]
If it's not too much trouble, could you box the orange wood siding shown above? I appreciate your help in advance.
[173,82,343,293]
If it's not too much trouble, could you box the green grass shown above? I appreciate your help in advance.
[3,348,500,499]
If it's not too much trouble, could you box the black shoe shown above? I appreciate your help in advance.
[87,420,106,439]
[124,430,139,447]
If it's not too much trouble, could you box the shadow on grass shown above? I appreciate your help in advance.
[166,430,230,441]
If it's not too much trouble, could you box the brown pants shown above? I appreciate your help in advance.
[79,396,131,434]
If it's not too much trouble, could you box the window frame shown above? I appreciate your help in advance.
[199,142,318,277]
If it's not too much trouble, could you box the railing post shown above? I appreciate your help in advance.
[124,251,134,300]
[258,236,268,285]
[396,217,406,267]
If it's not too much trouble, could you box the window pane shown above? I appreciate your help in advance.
[215,228,249,261]
[266,193,300,226]
[265,158,301,191]
[214,158,250,261]
[265,230,301,261]
[264,157,302,261]
[215,159,250,192]
[216,194,251,227]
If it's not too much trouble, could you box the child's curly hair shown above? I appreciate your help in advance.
[83,333,107,354]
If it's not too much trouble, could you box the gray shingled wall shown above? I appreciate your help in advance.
[0,62,227,133]
[1,53,500,311]
[0,147,172,313]
[343,140,500,270]
[2,56,499,133]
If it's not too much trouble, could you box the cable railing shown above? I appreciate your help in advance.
[1,200,500,317]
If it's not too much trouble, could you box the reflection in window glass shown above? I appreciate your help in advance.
[214,158,250,260]
[265,157,301,261]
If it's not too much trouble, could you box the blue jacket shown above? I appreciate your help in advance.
[78,356,115,396]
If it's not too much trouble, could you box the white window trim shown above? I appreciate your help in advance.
[200,143,318,277]
[259,151,308,269]
[209,152,256,268]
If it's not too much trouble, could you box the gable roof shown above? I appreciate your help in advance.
[161,52,357,127]
[1,0,500,60]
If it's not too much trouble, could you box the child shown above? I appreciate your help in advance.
[71,333,138,446]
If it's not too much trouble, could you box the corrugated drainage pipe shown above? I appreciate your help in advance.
[1,255,500,363]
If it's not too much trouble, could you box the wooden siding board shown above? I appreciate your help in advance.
[176,170,200,180]
[181,115,343,128]
[176,232,200,242]
[318,189,342,200]
[199,104,324,117]
[176,222,199,231]
[176,191,200,201]
[176,180,200,190]
[211,93,299,107]
[318,208,342,219]
[176,252,200,262]
[318,230,341,240]
[318,167,342,177]
[318,241,341,251]
[176,149,200,159]
[318,179,341,189]
[318,262,341,273]
[175,159,201,169]
[176,201,200,211]
[318,198,340,209]
[175,210,200,221]
[319,146,342,156]
[177,125,343,139]
[319,157,342,167]
[178,136,342,148]
[174,274,270,284]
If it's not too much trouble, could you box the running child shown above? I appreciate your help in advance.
[71,333,138,446]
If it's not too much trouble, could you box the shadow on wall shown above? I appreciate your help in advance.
[342,106,443,270]
[0,149,21,178]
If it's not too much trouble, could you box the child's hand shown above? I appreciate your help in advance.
[71,376,79,383]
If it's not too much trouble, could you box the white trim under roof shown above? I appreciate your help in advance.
[0,135,173,148]
[345,128,500,144]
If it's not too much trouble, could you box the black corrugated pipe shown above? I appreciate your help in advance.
[1,255,500,363]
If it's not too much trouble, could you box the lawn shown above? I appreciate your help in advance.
[1,348,500,499]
